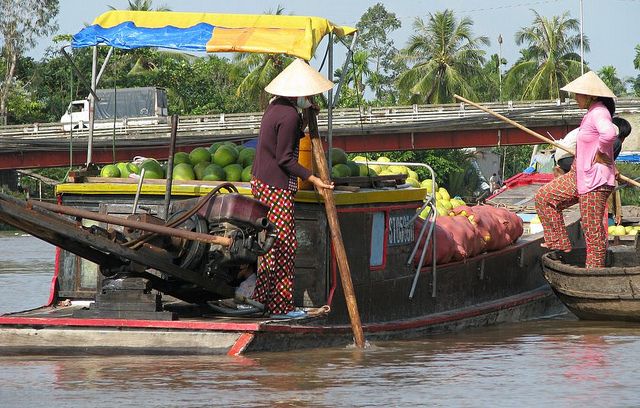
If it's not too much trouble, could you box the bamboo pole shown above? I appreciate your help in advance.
[454,94,640,189]
[305,108,366,349]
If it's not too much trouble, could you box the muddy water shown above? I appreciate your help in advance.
[2,234,640,407]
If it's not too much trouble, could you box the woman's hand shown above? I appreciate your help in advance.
[593,150,613,166]
[309,175,334,190]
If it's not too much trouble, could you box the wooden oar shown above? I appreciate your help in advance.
[454,94,640,189]
[305,107,366,349]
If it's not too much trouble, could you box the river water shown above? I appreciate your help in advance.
[2,233,640,407]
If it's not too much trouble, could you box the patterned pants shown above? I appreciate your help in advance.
[534,168,613,268]
[250,178,297,314]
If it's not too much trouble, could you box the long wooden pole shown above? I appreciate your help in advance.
[305,108,366,349]
[454,94,640,189]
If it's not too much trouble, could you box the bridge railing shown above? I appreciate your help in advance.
[1,99,639,146]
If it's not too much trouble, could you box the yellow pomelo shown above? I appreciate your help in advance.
[100,164,120,178]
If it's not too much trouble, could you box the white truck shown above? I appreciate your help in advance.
[60,87,168,131]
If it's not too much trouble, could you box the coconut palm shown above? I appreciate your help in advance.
[334,50,373,100]
[109,0,170,11]
[505,10,586,100]
[396,9,489,104]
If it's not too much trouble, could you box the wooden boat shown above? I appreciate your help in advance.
[0,11,582,355]
[541,243,640,322]
[0,172,582,355]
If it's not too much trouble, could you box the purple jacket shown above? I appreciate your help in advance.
[252,97,312,189]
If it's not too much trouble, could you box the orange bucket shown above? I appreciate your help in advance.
[298,132,314,190]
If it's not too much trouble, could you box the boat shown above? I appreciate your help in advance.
[0,11,582,355]
[541,241,640,322]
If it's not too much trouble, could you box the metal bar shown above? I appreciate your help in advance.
[87,46,98,166]
[333,32,357,108]
[132,168,146,215]
[163,115,179,219]
[30,199,232,246]
[95,47,114,87]
[60,46,99,100]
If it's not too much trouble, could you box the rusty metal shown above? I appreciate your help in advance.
[30,199,232,246]
[0,192,233,296]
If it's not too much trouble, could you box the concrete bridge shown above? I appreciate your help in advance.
[1,99,639,170]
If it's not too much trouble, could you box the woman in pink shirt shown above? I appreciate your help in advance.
[534,71,617,268]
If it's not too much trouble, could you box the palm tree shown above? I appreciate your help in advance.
[334,50,373,100]
[233,5,293,109]
[109,0,170,11]
[598,66,627,96]
[505,10,586,100]
[396,9,489,104]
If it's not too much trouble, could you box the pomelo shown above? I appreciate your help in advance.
[193,161,211,180]
[172,163,195,181]
[100,164,120,178]
[116,162,135,178]
[208,141,224,154]
[224,164,243,182]
[352,155,367,163]
[406,177,420,188]
[438,187,451,201]
[173,151,191,166]
[202,164,225,181]
[358,164,377,177]
[407,169,419,180]
[387,165,408,175]
[331,163,351,178]
[213,145,239,167]
[345,161,359,177]
[329,147,348,165]
[376,156,391,169]
[189,147,211,166]
[421,179,436,193]
[241,165,253,182]
[140,159,164,179]
[237,147,256,167]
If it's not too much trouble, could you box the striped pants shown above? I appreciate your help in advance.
[250,178,297,314]
[534,168,613,268]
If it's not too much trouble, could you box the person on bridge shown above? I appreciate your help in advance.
[535,71,618,268]
[250,59,334,317]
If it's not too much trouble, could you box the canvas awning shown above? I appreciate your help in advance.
[71,10,356,60]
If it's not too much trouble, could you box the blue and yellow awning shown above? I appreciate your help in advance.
[72,10,356,61]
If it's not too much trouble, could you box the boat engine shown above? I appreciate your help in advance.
[102,191,277,308]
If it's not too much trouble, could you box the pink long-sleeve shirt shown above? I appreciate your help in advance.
[575,101,617,194]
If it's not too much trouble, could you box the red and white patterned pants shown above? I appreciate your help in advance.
[534,168,613,268]
[250,178,297,314]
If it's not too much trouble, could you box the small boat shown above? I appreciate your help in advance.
[541,243,640,322]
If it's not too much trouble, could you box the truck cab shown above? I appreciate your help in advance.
[61,87,168,131]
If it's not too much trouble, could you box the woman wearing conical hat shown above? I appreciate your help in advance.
[534,71,618,268]
[250,59,334,317]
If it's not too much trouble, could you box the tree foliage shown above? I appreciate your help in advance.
[354,3,402,102]
[396,9,488,104]
[0,0,59,125]
[504,10,585,100]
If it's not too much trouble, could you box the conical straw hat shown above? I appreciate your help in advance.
[560,71,616,98]
[265,59,334,97]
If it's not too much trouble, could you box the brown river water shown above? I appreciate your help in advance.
[2,233,640,407]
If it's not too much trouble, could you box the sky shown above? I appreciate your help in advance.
[30,0,640,83]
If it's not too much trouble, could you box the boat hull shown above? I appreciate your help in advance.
[542,247,640,321]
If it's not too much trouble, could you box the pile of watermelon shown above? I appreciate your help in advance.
[98,142,255,182]
[413,204,523,265]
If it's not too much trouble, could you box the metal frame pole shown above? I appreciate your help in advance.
[87,46,98,166]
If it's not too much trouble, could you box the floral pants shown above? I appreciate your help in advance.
[534,168,613,268]
[250,178,297,314]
